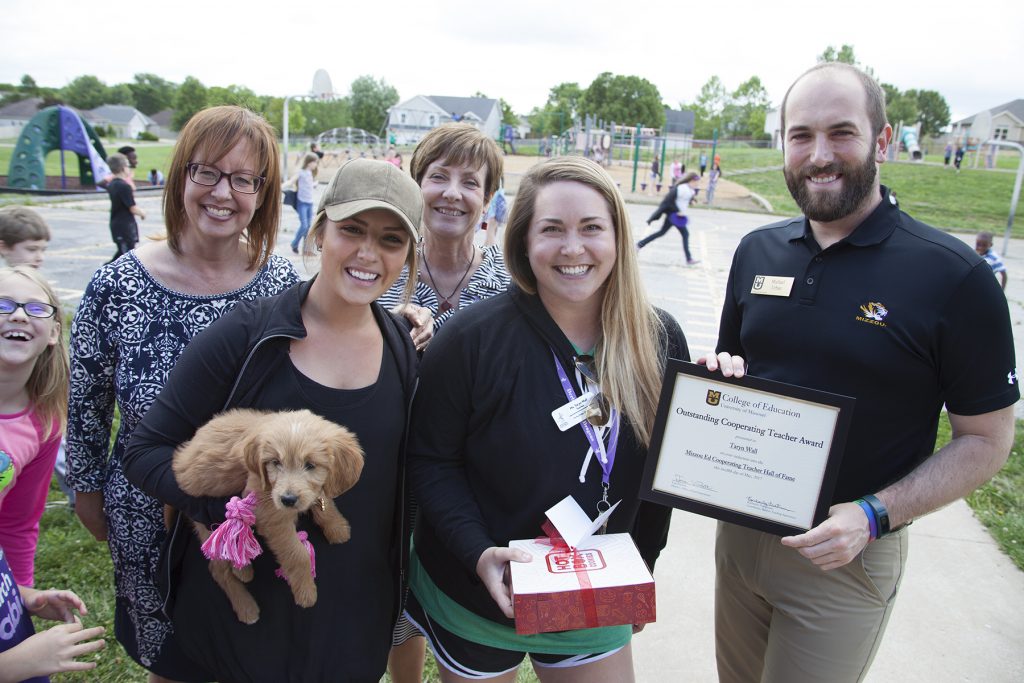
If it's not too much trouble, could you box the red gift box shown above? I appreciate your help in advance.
[509,497,656,635]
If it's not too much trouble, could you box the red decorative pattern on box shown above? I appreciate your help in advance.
[546,549,606,574]
[513,582,656,635]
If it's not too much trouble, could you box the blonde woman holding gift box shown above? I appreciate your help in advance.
[405,157,691,682]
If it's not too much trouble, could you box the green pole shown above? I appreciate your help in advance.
[710,128,719,174]
[631,123,642,192]
[659,136,667,187]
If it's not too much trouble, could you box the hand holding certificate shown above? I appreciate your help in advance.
[640,360,854,536]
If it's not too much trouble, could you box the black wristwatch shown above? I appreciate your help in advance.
[860,494,891,538]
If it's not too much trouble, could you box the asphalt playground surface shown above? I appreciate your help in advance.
[26,186,1024,682]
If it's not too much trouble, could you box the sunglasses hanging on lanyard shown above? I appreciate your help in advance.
[550,350,621,520]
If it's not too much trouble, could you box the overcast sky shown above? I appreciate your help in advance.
[3,0,1020,124]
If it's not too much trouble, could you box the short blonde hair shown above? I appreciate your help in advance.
[504,157,665,445]
[163,106,281,270]
[409,123,504,204]
[0,266,68,438]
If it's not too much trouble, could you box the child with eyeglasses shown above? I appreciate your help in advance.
[0,267,69,589]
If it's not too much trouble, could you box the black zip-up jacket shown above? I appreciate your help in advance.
[408,285,688,625]
[124,278,417,681]
[647,184,679,224]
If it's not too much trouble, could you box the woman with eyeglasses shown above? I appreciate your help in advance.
[66,105,299,683]
[405,157,690,682]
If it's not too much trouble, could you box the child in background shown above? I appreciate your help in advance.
[0,545,106,682]
[105,153,145,263]
[0,207,50,269]
[0,267,69,588]
[706,164,721,205]
[286,152,319,254]
[638,172,701,265]
[976,231,1008,290]
[481,182,509,248]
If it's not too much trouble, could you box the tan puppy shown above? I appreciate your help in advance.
[171,408,364,624]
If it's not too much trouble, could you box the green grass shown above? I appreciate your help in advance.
[736,161,1020,236]
[33,501,145,682]
[965,419,1024,571]
[0,140,175,183]
[919,149,1021,171]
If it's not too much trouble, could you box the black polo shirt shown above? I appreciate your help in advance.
[717,186,1018,504]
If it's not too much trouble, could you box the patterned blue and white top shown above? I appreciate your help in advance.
[378,244,510,330]
[65,250,299,674]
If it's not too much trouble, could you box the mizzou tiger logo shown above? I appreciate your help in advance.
[856,301,889,327]
[706,390,721,406]
[859,302,888,321]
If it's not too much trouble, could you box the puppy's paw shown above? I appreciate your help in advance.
[232,594,260,624]
[323,520,351,544]
[233,565,254,583]
[293,581,317,608]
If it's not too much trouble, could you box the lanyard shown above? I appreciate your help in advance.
[551,350,620,512]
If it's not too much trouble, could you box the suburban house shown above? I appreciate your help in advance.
[86,105,157,139]
[0,97,46,139]
[951,99,1024,144]
[386,95,501,143]
[150,108,176,139]
[0,99,160,141]
[764,107,782,149]
[515,115,531,139]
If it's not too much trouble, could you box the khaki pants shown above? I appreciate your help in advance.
[715,521,908,683]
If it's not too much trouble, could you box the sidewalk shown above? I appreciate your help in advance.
[634,503,1024,682]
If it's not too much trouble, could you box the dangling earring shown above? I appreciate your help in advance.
[315,242,323,252]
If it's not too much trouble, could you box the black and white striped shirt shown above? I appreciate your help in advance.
[377,244,510,331]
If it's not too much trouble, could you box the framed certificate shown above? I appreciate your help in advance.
[639,360,854,536]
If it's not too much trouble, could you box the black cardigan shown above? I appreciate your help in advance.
[408,285,688,624]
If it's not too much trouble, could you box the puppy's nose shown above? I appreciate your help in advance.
[279,494,298,508]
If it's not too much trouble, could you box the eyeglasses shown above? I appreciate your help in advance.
[0,298,57,319]
[575,355,610,426]
[186,163,265,194]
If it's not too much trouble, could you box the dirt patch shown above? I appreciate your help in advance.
[499,155,768,212]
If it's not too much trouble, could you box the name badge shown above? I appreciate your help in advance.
[751,275,794,297]
[552,392,597,431]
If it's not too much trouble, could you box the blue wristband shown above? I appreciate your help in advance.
[861,494,892,537]
[855,499,878,540]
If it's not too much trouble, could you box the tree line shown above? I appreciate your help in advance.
[528,46,951,143]
[1,46,952,143]
[0,73,403,138]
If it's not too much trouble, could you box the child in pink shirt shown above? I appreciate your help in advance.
[0,266,69,587]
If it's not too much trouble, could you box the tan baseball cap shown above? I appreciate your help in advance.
[317,158,422,241]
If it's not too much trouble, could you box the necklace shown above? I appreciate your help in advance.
[422,245,475,313]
